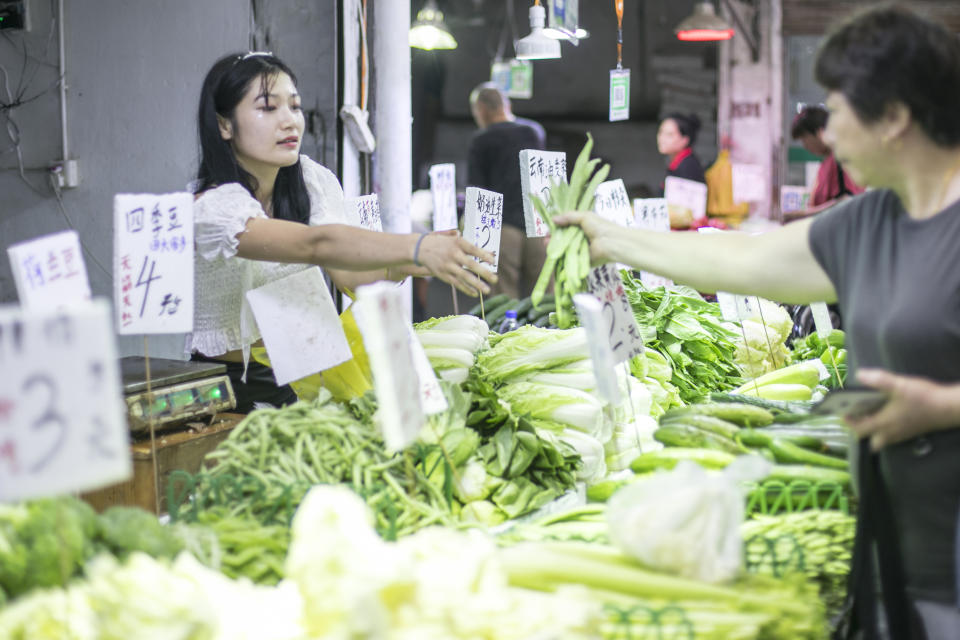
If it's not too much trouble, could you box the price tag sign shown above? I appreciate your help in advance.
[353,282,424,451]
[810,302,834,339]
[732,163,766,203]
[492,59,533,99]
[632,198,673,289]
[428,163,457,232]
[585,264,645,364]
[463,187,503,272]
[664,176,708,223]
[348,194,382,232]
[7,230,91,310]
[609,69,630,122]
[594,179,634,228]
[520,149,567,237]
[114,193,194,335]
[573,293,621,406]
[406,326,448,415]
[780,186,811,214]
[245,267,351,386]
[0,300,131,501]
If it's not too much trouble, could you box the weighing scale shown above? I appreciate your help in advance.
[120,356,236,433]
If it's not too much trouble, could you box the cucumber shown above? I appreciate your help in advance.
[527,302,556,323]
[709,392,813,416]
[532,314,553,328]
[586,478,629,502]
[513,297,535,318]
[661,413,741,439]
[663,403,775,428]
[469,293,508,317]
[654,423,746,454]
[630,447,736,473]
[768,438,849,470]
[763,463,851,487]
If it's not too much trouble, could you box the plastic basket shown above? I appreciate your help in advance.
[744,479,851,515]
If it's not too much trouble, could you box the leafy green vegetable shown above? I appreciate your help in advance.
[98,506,184,560]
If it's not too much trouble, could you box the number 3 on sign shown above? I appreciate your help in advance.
[0,300,131,502]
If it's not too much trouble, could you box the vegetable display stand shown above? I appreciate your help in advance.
[80,413,244,515]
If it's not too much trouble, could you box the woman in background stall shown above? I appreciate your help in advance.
[656,112,707,229]
[187,52,495,412]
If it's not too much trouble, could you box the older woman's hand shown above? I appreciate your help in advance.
[848,369,960,450]
[416,230,497,296]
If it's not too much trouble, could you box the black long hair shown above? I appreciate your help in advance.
[196,52,311,224]
[660,112,701,148]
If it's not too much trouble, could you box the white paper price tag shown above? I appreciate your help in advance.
[609,69,630,122]
[810,302,834,339]
[732,163,766,203]
[0,300,131,501]
[7,230,91,310]
[428,163,458,232]
[594,179,634,228]
[463,187,503,272]
[406,325,448,415]
[354,282,424,452]
[114,193,194,335]
[632,198,673,289]
[585,264,645,364]
[573,294,621,406]
[348,194,382,232]
[520,149,567,237]
[664,176,708,222]
[245,268,351,386]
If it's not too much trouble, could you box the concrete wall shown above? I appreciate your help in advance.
[0,0,338,359]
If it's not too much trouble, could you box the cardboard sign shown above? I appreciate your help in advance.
[245,267,352,386]
[573,293,622,406]
[353,282,424,451]
[632,198,673,289]
[114,193,194,335]
[810,302,834,339]
[7,230,91,310]
[463,187,503,272]
[428,163,458,232]
[609,69,630,122]
[406,325,449,416]
[594,179,634,228]
[585,264,645,364]
[520,149,567,237]
[0,300,131,501]
[348,194,382,232]
[732,163,766,203]
[664,176,708,223]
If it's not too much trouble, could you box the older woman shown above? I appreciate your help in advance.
[559,6,960,638]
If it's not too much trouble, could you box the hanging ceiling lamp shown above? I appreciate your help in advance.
[409,0,458,50]
[515,1,561,60]
[675,1,734,42]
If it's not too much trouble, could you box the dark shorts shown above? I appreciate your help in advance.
[190,353,297,414]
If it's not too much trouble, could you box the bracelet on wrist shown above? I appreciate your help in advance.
[412,231,430,267]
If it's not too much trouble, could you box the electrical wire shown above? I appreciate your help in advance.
[47,172,113,280]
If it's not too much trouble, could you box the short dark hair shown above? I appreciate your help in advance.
[791,106,828,140]
[660,112,701,147]
[814,4,960,147]
[196,52,310,224]
[470,82,509,114]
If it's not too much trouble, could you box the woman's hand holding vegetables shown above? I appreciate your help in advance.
[416,230,497,296]
[552,209,618,265]
[849,368,960,450]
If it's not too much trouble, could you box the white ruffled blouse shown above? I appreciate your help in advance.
[185,155,358,362]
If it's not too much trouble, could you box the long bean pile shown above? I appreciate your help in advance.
[195,391,457,538]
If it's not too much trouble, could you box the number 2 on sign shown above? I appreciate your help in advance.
[602,301,625,352]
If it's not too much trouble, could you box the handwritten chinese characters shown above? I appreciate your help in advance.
[632,198,673,289]
[113,193,194,334]
[0,300,131,501]
[7,230,91,310]
[586,264,645,364]
[349,194,382,232]
[520,149,567,237]
[463,187,504,273]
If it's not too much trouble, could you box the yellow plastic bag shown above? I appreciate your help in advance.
[705,149,750,217]
[251,304,373,403]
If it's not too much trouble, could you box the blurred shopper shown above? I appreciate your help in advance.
[657,112,707,228]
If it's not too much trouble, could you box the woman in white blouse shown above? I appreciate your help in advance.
[188,52,495,411]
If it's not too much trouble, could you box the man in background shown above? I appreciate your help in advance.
[467,83,547,299]
[788,105,864,219]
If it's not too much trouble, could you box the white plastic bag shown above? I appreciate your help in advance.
[606,455,769,583]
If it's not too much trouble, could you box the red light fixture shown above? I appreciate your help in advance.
[675,2,734,42]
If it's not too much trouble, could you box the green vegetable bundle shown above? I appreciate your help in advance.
[742,510,855,617]
[623,276,743,402]
[529,133,610,329]
[791,329,848,389]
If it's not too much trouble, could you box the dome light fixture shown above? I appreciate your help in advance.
[543,27,590,40]
[515,2,561,60]
[409,0,457,51]
[675,1,734,42]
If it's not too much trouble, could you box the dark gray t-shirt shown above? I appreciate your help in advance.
[809,189,960,603]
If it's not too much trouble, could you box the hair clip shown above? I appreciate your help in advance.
[237,51,274,61]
